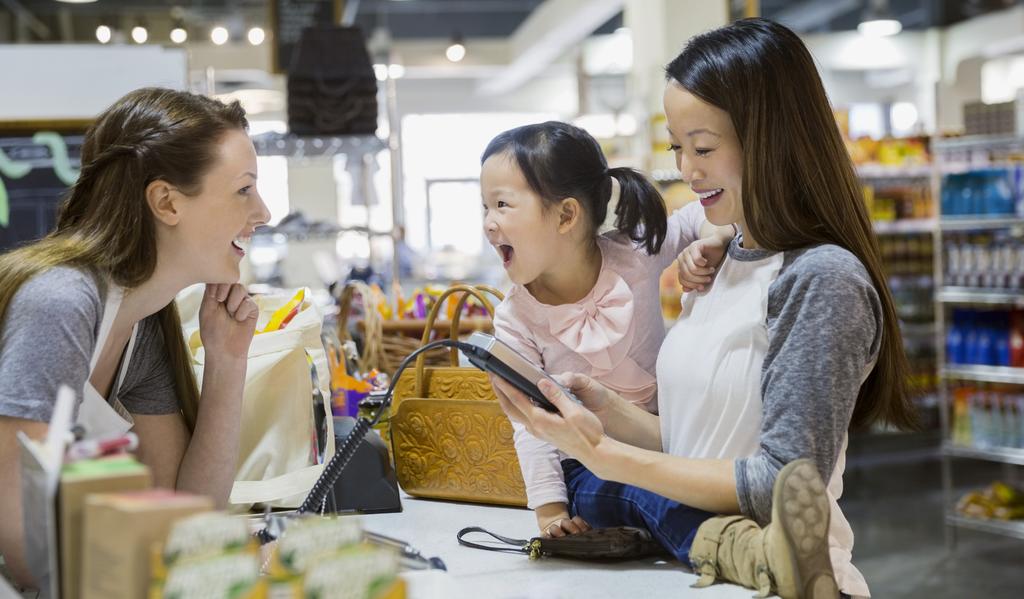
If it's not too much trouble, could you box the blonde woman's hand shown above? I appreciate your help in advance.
[199,283,258,362]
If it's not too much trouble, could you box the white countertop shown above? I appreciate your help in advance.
[360,494,760,599]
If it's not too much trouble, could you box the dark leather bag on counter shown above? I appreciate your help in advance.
[456,526,668,561]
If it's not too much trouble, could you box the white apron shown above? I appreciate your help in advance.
[76,284,136,440]
[657,249,870,597]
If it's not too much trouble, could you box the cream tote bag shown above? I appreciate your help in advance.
[177,285,335,509]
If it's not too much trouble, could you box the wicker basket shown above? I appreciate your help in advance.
[337,282,495,375]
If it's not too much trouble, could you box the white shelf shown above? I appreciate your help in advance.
[900,321,937,337]
[946,514,1024,541]
[937,287,1024,306]
[942,442,1024,466]
[252,132,386,158]
[933,134,1024,152]
[651,169,684,183]
[857,164,932,178]
[942,365,1024,385]
[939,216,1024,231]
[872,219,936,234]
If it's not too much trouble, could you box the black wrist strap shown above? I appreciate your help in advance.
[456,526,531,554]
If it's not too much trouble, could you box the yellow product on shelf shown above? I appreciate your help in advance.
[957,481,1024,521]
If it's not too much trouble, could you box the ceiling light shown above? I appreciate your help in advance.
[373,63,388,81]
[858,19,901,37]
[445,32,465,63]
[131,26,148,44]
[247,26,265,46]
[858,0,902,37]
[170,27,187,44]
[387,63,405,79]
[211,26,229,45]
[57,0,97,4]
[95,25,111,44]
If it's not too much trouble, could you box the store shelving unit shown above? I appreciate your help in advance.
[937,287,1024,306]
[942,443,1024,466]
[945,514,1024,541]
[942,364,1024,385]
[252,132,386,158]
[872,218,937,234]
[939,216,1024,231]
[932,133,1024,548]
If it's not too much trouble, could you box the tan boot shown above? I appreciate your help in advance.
[689,459,840,599]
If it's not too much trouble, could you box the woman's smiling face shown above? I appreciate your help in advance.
[663,81,745,229]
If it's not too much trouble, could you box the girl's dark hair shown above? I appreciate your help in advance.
[481,121,667,254]
[665,18,916,432]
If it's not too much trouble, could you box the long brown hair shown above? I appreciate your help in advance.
[665,18,916,431]
[0,88,249,430]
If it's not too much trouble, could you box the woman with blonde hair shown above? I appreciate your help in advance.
[0,87,270,589]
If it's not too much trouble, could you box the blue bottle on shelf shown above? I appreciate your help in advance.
[984,169,1014,216]
[947,309,965,365]
[963,311,980,365]
[973,313,994,365]
[995,311,1012,367]
[941,174,958,216]
[946,309,962,364]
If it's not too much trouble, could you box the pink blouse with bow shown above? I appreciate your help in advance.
[493,201,707,509]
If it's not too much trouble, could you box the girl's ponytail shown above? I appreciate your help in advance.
[608,166,667,255]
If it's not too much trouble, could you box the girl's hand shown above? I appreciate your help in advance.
[490,375,606,463]
[198,283,258,362]
[535,503,591,538]
[677,236,728,292]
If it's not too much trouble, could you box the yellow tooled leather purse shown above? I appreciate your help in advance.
[388,284,528,507]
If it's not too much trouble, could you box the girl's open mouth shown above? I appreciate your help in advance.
[498,244,514,267]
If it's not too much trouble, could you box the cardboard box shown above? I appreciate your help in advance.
[58,456,151,599]
[81,490,213,599]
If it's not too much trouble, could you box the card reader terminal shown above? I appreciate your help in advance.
[462,332,580,413]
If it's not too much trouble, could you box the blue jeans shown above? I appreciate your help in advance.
[561,459,715,563]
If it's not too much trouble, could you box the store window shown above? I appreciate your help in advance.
[250,120,290,226]
[400,112,558,263]
[981,54,1024,104]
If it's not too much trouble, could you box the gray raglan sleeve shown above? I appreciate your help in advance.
[0,268,102,422]
[734,250,882,525]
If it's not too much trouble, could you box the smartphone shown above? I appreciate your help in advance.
[461,332,580,413]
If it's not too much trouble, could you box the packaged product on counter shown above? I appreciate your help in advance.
[58,455,152,599]
[81,490,213,599]
[150,512,263,598]
[265,516,403,599]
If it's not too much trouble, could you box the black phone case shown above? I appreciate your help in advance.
[464,350,561,413]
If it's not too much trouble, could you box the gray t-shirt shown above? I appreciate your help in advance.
[731,240,883,526]
[0,267,180,423]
